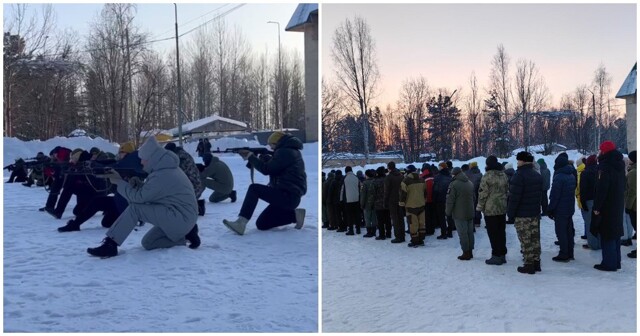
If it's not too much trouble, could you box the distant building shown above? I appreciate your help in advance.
[285,4,318,143]
[616,63,637,151]
[166,114,248,138]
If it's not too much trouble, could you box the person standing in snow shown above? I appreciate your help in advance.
[223,132,307,235]
[477,155,509,265]
[548,154,577,262]
[385,161,406,244]
[625,151,637,258]
[591,141,626,271]
[537,158,551,215]
[400,165,426,247]
[446,167,476,260]
[434,162,454,239]
[341,166,361,235]
[508,151,544,274]
[373,166,392,240]
[421,167,436,236]
[466,161,483,227]
[579,155,600,250]
[87,137,200,257]
[360,169,378,238]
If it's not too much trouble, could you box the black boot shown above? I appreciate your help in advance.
[552,255,571,262]
[46,207,62,219]
[628,250,637,258]
[87,237,118,258]
[534,260,541,272]
[355,226,361,235]
[185,224,201,249]
[391,238,405,244]
[197,199,205,216]
[58,219,80,232]
[517,263,536,274]
[621,239,633,246]
[230,190,237,203]
[458,250,472,260]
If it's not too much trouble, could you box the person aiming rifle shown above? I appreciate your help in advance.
[223,131,307,235]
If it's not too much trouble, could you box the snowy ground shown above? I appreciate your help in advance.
[3,136,318,332]
[322,151,637,333]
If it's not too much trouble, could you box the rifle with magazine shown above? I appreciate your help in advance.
[210,147,274,183]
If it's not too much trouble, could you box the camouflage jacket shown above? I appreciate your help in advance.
[476,169,509,216]
[175,148,204,198]
[360,179,376,210]
[399,172,425,209]
[372,176,387,210]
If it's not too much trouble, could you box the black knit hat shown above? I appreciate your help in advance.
[406,165,417,173]
[516,151,533,162]
[90,147,100,155]
[164,142,178,152]
[486,155,498,167]
[202,152,213,167]
[629,150,637,164]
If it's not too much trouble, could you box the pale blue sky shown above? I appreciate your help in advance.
[322,3,637,109]
[3,2,305,59]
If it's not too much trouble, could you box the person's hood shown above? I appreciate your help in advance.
[538,160,548,170]
[556,164,574,176]
[469,166,481,174]
[453,171,470,182]
[389,169,402,177]
[275,134,303,151]
[598,149,625,172]
[142,146,179,174]
[403,172,421,184]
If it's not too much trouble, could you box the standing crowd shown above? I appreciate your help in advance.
[322,140,636,274]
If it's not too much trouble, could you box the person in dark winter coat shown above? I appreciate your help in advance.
[538,158,551,214]
[466,161,483,226]
[342,166,362,235]
[321,171,330,229]
[87,136,200,257]
[40,146,72,212]
[196,139,205,157]
[548,154,577,262]
[323,171,336,229]
[421,168,436,236]
[508,151,544,274]
[223,132,307,234]
[385,161,405,243]
[6,158,28,183]
[434,162,454,239]
[199,152,236,203]
[579,155,600,250]
[625,151,637,258]
[360,169,378,237]
[591,141,626,271]
[328,170,345,231]
[373,167,391,240]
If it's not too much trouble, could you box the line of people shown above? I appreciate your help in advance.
[322,140,636,274]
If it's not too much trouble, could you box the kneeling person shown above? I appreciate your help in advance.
[200,152,236,203]
[87,137,200,257]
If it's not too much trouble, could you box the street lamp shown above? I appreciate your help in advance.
[267,20,282,131]
[175,3,183,146]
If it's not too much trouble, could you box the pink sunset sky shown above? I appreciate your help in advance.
[321,3,637,111]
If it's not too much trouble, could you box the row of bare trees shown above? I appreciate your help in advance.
[323,16,626,165]
[4,4,305,144]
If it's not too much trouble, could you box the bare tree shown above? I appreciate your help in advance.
[488,44,513,147]
[592,63,612,147]
[397,76,430,162]
[331,16,379,162]
[465,72,483,157]
[321,79,344,165]
[514,59,549,151]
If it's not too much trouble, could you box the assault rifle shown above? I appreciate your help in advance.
[210,147,274,156]
[63,163,147,180]
[210,147,274,183]
[4,157,44,171]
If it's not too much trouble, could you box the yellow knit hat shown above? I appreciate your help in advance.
[267,131,286,145]
[470,161,478,168]
[119,142,135,154]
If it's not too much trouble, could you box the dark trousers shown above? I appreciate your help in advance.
[554,215,575,258]
[473,193,482,225]
[8,169,27,183]
[239,184,300,231]
[45,177,65,209]
[328,203,338,229]
[600,237,622,270]
[389,203,405,240]
[55,185,93,217]
[375,209,392,238]
[435,202,455,234]
[485,214,507,256]
[630,210,637,232]
[75,195,120,228]
[425,202,436,234]
[344,202,361,232]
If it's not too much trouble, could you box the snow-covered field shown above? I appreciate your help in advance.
[3,136,319,332]
[322,151,637,333]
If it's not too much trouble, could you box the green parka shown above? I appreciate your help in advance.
[445,172,475,220]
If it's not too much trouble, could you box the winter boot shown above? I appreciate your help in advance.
[552,255,571,262]
[355,226,361,235]
[621,239,633,246]
[447,231,453,238]
[230,190,237,203]
[408,240,425,248]
[391,238,405,244]
[336,227,347,232]
[197,199,205,216]
[436,233,448,240]
[345,228,355,236]
[185,224,201,249]
[628,250,637,258]
[485,255,505,265]
[517,263,536,274]
[458,250,472,260]
[593,264,617,272]
[46,208,62,219]
[364,228,376,238]
[87,237,118,258]
[295,208,306,229]
[375,235,386,240]
[58,219,80,233]
[223,216,249,235]
[534,260,541,272]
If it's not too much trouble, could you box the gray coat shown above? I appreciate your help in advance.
[201,156,234,195]
[113,147,198,241]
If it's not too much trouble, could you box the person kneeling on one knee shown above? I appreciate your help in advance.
[87,137,201,258]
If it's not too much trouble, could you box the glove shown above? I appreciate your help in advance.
[128,176,144,189]
[237,150,253,161]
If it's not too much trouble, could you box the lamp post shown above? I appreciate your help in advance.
[175,3,183,146]
[267,20,282,131]
[587,88,598,152]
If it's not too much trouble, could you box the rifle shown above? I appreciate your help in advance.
[210,147,274,183]
[63,163,148,180]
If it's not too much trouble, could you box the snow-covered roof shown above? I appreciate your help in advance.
[511,143,567,155]
[167,114,247,136]
[139,129,173,137]
[285,4,318,32]
[616,63,637,98]
[68,129,88,137]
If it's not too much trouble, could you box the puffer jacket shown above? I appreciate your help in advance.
[507,163,543,219]
[384,169,404,207]
[476,168,509,216]
[548,165,577,217]
[579,164,597,206]
[445,172,475,220]
[247,134,307,198]
[433,169,452,203]
[466,167,483,195]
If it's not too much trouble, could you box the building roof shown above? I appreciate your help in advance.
[285,4,318,32]
[167,114,247,136]
[616,63,637,98]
